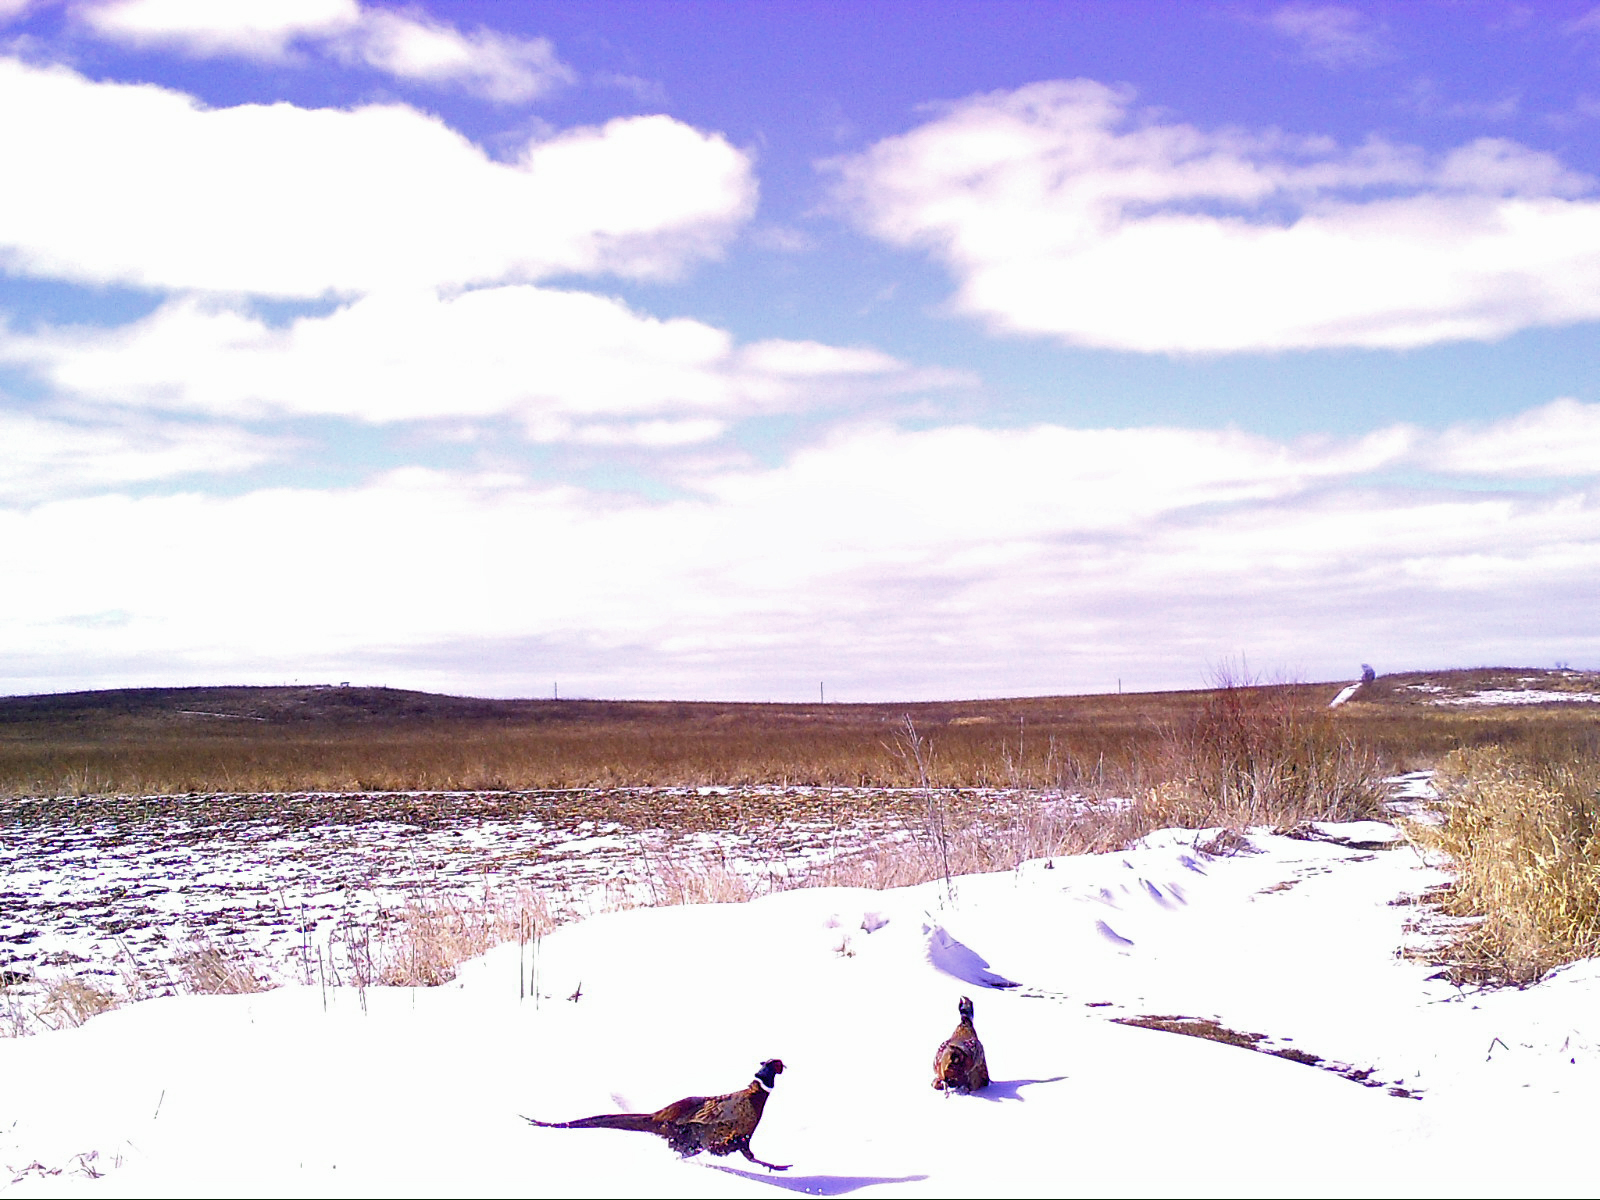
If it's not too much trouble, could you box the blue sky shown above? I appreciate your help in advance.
[3,0,1600,700]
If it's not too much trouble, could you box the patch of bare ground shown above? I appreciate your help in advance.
[1113,1015,1420,1098]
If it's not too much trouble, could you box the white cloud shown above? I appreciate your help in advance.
[7,406,1597,699]
[833,80,1600,353]
[333,7,572,103]
[75,0,573,102]
[1264,5,1393,68]
[0,410,286,502]
[2,286,962,430]
[1426,398,1600,477]
[695,421,1414,547]
[0,57,754,295]
[75,0,357,58]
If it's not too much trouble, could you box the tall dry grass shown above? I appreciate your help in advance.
[1151,675,1385,828]
[1410,747,1600,983]
[0,684,1281,797]
[171,937,269,995]
[30,976,119,1031]
[360,888,561,988]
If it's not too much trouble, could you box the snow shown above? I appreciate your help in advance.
[5,822,1600,1196]
[0,790,923,992]
[1434,689,1600,706]
[1328,682,1362,707]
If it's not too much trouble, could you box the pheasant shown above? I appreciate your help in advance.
[932,996,990,1093]
[525,1058,790,1171]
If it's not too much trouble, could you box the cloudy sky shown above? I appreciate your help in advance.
[3,0,1599,701]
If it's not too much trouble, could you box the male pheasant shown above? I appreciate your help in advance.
[525,1058,790,1171]
[932,996,990,1093]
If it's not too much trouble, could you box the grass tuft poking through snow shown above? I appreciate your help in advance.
[171,937,269,997]
[1412,747,1600,983]
[33,976,119,1032]
[373,888,560,988]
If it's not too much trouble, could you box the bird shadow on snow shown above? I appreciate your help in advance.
[965,1075,1070,1102]
[705,1164,929,1194]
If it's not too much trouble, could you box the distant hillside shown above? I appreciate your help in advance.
[1345,667,1600,709]
[1,670,1594,797]
[0,684,562,727]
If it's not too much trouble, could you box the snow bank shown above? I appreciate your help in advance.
[4,827,1599,1196]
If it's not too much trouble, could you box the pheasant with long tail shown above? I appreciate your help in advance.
[525,1058,790,1171]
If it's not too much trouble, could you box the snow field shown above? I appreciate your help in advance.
[5,824,1600,1197]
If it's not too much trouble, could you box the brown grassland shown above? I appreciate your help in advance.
[1,666,1595,798]
[3,665,1599,998]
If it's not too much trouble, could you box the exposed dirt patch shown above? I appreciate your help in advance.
[1114,1014,1422,1099]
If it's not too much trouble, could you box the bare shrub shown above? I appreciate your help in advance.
[1409,747,1600,983]
[1152,671,1384,831]
[894,716,954,899]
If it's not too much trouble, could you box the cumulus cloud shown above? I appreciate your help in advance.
[0,57,754,296]
[832,80,1600,353]
[1264,5,1393,68]
[1,286,964,432]
[4,406,1597,698]
[74,0,573,102]
[0,410,286,503]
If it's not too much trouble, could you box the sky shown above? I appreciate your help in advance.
[3,0,1600,702]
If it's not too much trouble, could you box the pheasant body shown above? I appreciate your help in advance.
[933,996,990,1093]
[526,1058,789,1171]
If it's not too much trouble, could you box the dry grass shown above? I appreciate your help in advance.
[0,682,1319,796]
[363,888,561,988]
[3,672,1597,798]
[171,937,268,995]
[1409,747,1600,983]
[32,976,120,1031]
[1147,676,1386,829]
[1328,668,1600,773]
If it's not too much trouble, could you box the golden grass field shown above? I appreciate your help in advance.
[0,667,1595,797]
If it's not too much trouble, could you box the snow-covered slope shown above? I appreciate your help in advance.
[5,825,1598,1197]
